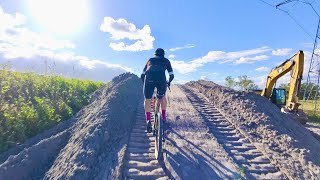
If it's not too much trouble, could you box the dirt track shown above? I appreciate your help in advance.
[1,77,320,180]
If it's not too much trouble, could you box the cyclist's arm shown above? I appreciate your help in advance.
[140,60,150,82]
[167,59,174,83]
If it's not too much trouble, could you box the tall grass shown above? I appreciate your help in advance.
[300,100,320,124]
[0,70,104,153]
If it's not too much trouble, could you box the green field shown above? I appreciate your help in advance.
[0,70,104,153]
[300,100,320,124]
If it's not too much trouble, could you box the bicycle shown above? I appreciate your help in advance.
[152,93,163,160]
[152,84,170,160]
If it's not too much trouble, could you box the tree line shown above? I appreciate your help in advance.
[225,74,319,100]
[225,75,258,91]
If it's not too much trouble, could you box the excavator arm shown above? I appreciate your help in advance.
[261,50,304,111]
[286,50,304,111]
[261,59,294,98]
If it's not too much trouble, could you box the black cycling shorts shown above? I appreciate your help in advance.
[143,74,167,99]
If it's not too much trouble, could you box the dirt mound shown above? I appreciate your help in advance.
[0,73,143,180]
[187,80,320,179]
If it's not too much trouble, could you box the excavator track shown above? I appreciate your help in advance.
[182,86,287,179]
[125,103,168,180]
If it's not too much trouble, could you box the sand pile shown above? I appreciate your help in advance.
[187,80,320,179]
[0,73,142,180]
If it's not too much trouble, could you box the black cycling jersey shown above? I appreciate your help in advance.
[142,56,173,76]
[142,56,174,99]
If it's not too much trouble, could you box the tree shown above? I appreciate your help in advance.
[299,82,320,100]
[225,76,236,88]
[248,83,259,90]
[279,83,289,92]
[238,75,253,91]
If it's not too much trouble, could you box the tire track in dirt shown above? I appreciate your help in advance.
[125,103,169,179]
[163,85,239,179]
[181,86,286,179]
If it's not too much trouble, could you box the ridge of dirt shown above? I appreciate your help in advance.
[187,80,320,180]
[0,73,142,180]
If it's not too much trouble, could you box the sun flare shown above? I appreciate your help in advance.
[27,0,89,35]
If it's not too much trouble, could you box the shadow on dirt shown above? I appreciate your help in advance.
[164,128,239,179]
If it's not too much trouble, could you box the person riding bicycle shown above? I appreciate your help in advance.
[141,48,174,133]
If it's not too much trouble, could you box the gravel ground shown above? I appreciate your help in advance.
[187,80,320,180]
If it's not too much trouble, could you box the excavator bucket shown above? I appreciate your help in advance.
[281,108,308,125]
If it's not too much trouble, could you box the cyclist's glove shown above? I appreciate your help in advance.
[140,74,145,83]
[169,74,174,83]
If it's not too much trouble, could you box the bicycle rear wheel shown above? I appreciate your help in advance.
[154,112,163,160]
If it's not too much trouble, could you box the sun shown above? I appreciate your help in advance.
[27,0,89,35]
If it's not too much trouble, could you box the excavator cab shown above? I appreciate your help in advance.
[270,88,286,107]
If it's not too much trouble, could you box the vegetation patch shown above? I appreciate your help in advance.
[0,70,104,154]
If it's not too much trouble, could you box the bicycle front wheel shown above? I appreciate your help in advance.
[154,112,163,160]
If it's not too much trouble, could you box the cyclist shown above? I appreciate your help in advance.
[141,48,174,133]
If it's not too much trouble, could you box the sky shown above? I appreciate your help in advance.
[0,0,319,87]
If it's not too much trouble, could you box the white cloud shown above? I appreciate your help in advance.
[168,54,175,59]
[234,55,269,64]
[169,44,195,51]
[272,48,292,56]
[0,6,130,82]
[200,75,210,80]
[0,6,75,56]
[1,54,131,82]
[192,46,271,64]
[100,17,155,51]
[172,47,271,74]
[255,66,270,72]
[170,60,202,74]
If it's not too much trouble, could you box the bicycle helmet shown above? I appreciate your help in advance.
[155,48,165,56]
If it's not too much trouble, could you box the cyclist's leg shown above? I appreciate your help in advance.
[143,76,155,132]
[161,95,167,119]
[156,79,167,121]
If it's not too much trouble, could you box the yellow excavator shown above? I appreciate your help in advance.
[260,50,308,124]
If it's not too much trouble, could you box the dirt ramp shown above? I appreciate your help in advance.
[0,73,142,180]
[187,80,320,180]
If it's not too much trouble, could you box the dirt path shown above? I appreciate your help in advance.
[162,85,240,179]
[181,85,285,179]
[124,102,168,179]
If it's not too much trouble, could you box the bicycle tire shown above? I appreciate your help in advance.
[154,112,163,160]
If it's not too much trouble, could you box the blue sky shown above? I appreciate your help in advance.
[0,0,319,87]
